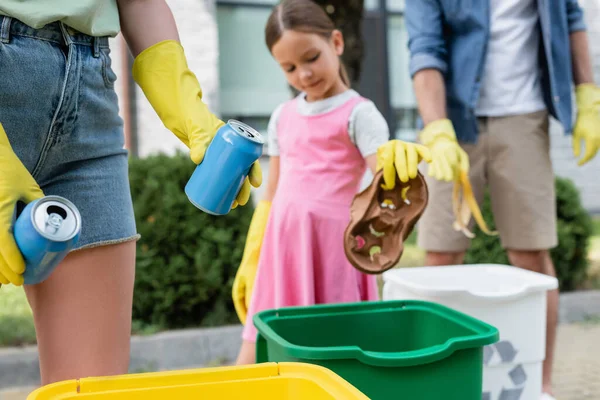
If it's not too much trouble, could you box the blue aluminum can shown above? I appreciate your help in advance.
[185,119,265,215]
[13,195,82,285]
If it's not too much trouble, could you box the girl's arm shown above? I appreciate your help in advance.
[261,156,280,202]
[365,154,378,175]
[349,102,389,175]
[352,102,430,188]
[261,104,283,202]
[117,0,181,57]
[232,155,276,324]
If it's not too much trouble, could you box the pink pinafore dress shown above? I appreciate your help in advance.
[242,95,380,342]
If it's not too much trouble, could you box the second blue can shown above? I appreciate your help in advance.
[13,195,82,285]
[185,119,264,215]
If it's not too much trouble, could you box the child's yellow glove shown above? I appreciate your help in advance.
[232,200,271,324]
[132,40,262,207]
[376,139,431,189]
[573,84,600,166]
[419,119,496,238]
[0,123,44,286]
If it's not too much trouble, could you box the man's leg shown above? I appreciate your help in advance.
[487,110,558,396]
[506,249,558,396]
[424,251,466,266]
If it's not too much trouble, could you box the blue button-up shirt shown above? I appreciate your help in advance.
[405,0,587,143]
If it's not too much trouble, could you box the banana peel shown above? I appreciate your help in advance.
[452,170,498,238]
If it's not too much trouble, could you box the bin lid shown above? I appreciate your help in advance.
[27,363,369,399]
[383,264,558,301]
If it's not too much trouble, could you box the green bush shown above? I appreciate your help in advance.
[465,176,593,291]
[129,151,254,329]
[0,285,36,347]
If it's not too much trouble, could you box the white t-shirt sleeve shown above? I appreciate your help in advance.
[348,101,390,157]
[266,103,285,157]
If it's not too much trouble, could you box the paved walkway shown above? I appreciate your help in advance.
[553,323,600,399]
[1,322,599,400]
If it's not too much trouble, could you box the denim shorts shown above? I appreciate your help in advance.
[0,16,139,250]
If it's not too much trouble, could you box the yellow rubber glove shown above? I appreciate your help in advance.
[419,119,469,183]
[573,84,600,166]
[232,200,271,324]
[0,123,44,286]
[132,40,262,207]
[376,139,432,189]
[419,119,496,237]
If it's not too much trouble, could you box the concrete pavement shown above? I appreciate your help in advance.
[2,321,599,400]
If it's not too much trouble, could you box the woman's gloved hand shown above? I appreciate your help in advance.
[132,40,262,207]
[232,200,271,324]
[0,123,44,286]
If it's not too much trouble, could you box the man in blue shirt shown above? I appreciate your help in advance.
[406,1,600,398]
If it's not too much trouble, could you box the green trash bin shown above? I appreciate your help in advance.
[254,300,499,400]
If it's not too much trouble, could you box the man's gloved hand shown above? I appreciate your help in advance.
[419,119,496,238]
[0,123,44,286]
[573,83,600,166]
[132,40,262,207]
[232,200,271,324]
[376,139,431,190]
[419,118,469,182]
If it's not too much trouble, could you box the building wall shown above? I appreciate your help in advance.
[109,0,600,213]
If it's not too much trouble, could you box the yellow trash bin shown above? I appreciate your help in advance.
[27,362,369,399]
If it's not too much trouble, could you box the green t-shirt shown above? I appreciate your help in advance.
[0,0,120,37]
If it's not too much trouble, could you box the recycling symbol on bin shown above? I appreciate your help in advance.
[481,341,527,400]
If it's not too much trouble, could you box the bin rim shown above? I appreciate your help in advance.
[27,362,370,399]
[382,264,559,302]
[253,300,499,368]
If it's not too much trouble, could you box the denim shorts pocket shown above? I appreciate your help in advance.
[100,47,117,89]
[0,35,67,174]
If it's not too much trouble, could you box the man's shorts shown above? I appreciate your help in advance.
[417,109,558,252]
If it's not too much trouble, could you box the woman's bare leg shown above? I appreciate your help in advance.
[24,241,136,385]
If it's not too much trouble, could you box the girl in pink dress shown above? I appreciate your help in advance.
[232,0,432,365]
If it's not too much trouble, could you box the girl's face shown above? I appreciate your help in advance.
[271,29,347,102]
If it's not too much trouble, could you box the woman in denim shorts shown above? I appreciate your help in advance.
[0,0,261,386]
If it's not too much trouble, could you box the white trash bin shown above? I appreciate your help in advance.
[382,263,558,400]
